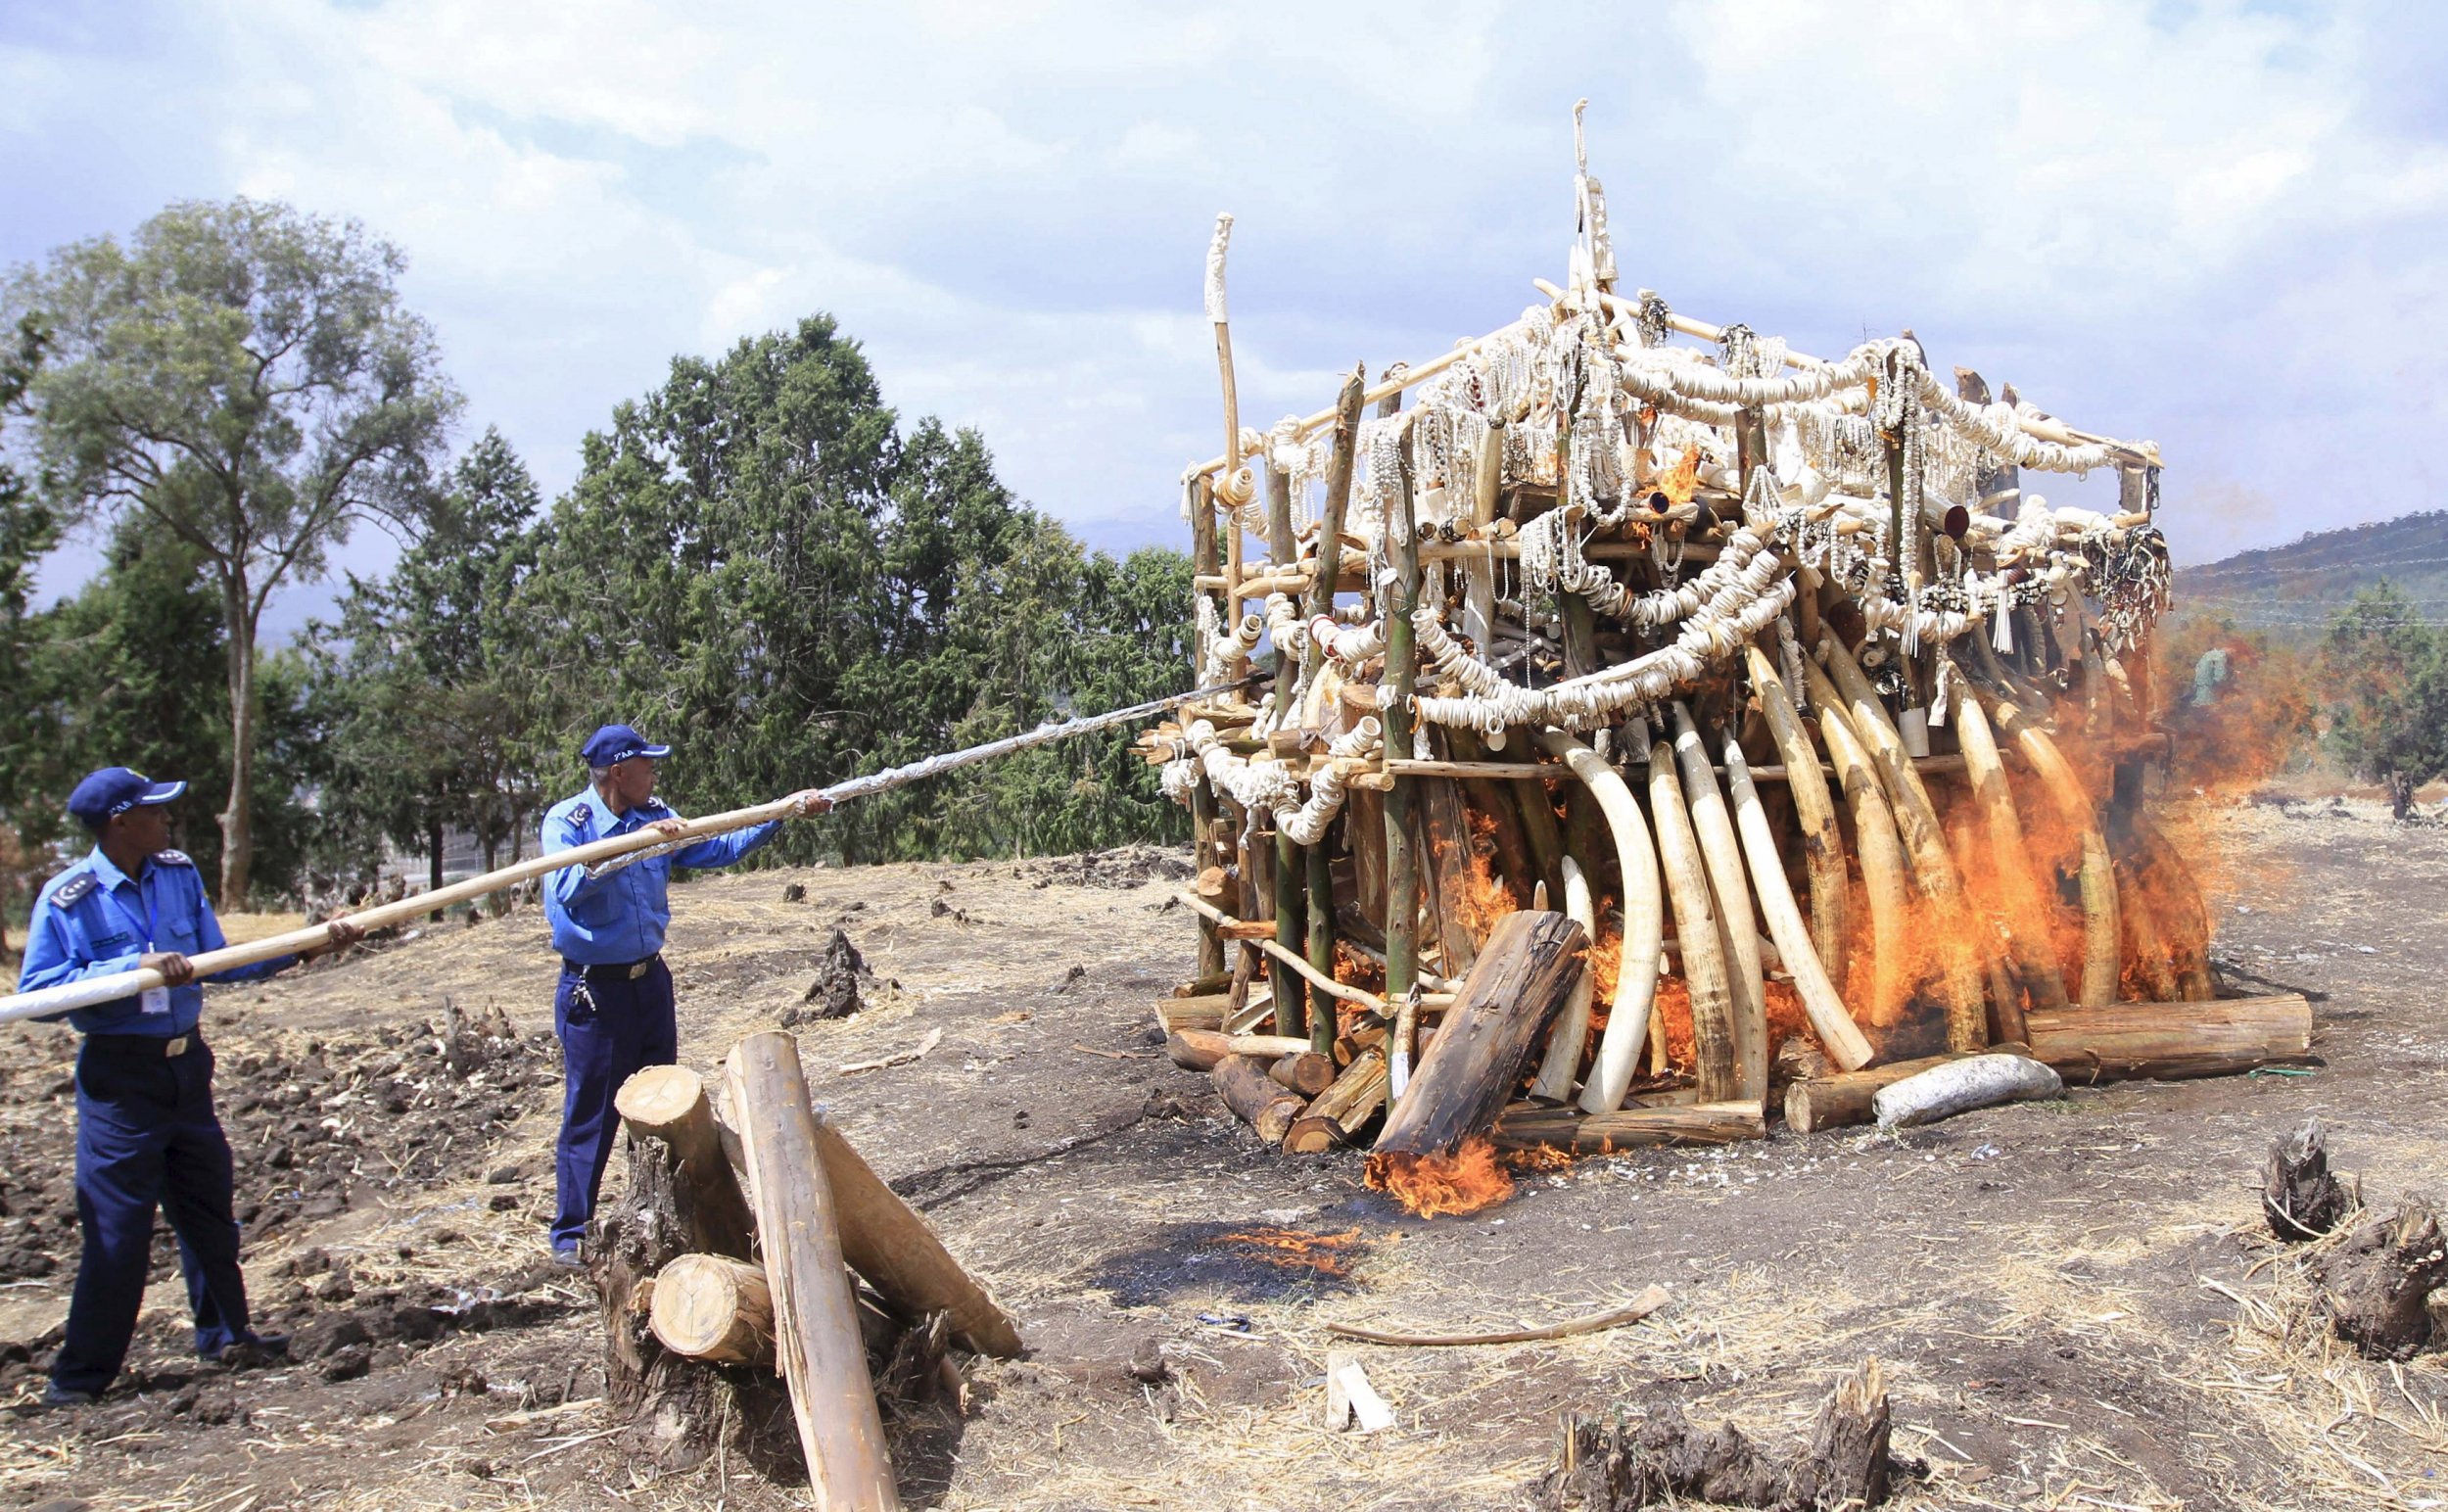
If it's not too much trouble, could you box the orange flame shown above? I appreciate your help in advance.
[1659,448,1704,505]
[1209,1226,1364,1279]
[1364,1137,1517,1218]
[1450,807,1523,947]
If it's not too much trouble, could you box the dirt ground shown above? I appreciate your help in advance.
[0,811,2444,1511]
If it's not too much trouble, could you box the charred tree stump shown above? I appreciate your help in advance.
[2262,1116,2351,1241]
[2320,1204,2448,1361]
[1371,910,1584,1171]
[590,1114,800,1476]
[1535,1358,1898,1511]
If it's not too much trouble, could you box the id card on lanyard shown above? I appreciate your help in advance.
[108,878,170,1016]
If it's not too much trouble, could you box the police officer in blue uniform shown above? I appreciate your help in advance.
[541,725,826,1263]
[17,768,363,1406]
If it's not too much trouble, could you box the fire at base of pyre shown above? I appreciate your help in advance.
[1364,1138,1519,1218]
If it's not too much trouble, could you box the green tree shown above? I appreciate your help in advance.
[306,428,544,890]
[2322,582,2448,819]
[509,314,1190,863]
[0,315,54,955]
[7,198,461,906]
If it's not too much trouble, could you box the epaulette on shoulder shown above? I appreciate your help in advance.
[52,874,98,906]
[155,849,196,867]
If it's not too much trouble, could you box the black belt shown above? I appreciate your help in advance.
[563,955,661,981]
[84,1031,201,1059]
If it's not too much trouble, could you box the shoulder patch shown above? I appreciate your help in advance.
[155,849,196,868]
[52,874,98,906]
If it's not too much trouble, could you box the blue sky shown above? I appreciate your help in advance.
[7,1,2447,637]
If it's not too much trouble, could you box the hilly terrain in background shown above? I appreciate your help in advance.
[2176,510,2448,638]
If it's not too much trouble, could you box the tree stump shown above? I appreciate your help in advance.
[1534,1358,1898,1511]
[590,1134,801,1476]
[2320,1204,2448,1361]
[2261,1116,2350,1241]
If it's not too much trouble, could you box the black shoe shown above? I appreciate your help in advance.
[210,1333,291,1369]
[39,1384,96,1409]
[547,1248,586,1271]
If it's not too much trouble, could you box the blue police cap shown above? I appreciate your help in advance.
[581,725,673,769]
[68,767,188,831]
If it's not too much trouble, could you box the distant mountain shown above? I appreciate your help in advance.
[2175,511,2448,638]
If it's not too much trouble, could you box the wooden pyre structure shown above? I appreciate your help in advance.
[1145,117,2309,1185]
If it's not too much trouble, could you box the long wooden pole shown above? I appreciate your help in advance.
[1265,453,1308,1038]
[0,678,1252,1026]
[1298,368,1368,1054]
[724,1032,899,1511]
[1381,420,1423,1095]
[1190,475,1227,983]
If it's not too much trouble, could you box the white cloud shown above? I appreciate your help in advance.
[6,0,2448,636]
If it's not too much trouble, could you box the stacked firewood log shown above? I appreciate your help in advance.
[590,1033,1020,1508]
[1144,116,2312,1174]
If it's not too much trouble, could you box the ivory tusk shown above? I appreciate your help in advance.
[1990,700,2121,1008]
[1528,854,1598,1102]
[1813,637,1990,1050]
[1536,728,1665,1114]
[1948,678,2069,1039]
[2131,818,2216,1002]
[1646,732,1741,1103]
[1804,670,1912,1027]
[1720,729,1874,1070]
[1671,703,1768,1101]
[1746,644,1847,987]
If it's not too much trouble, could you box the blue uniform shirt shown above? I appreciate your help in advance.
[17,847,293,1037]
[541,786,780,965]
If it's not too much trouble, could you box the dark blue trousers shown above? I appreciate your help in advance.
[551,959,678,1252]
[53,1039,253,1394]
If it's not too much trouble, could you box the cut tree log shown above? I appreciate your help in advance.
[724,1033,900,1511]
[2263,1116,2352,1242]
[615,1065,756,1260]
[1285,1048,1390,1153]
[2320,1204,2448,1361]
[2025,994,2312,1081]
[1269,1050,1338,1097]
[1214,1053,1308,1144]
[650,1252,776,1366]
[1167,1027,1232,1071]
[1490,1100,1765,1154]
[1533,1357,1895,1511]
[1153,995,1229,1034]
[806,1120,1024,1360]
[707,1086,1021,1361]
[1871,1053,2063,1128]
[1372,911,1586,1163]
[1783,1050,2032,1134]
